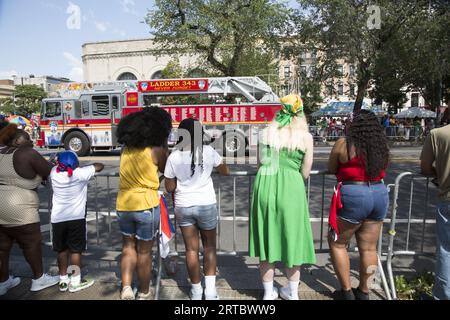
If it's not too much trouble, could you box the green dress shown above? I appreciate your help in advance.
[249,145,316,267]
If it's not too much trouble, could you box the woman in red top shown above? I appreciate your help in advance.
[327,110,389,300]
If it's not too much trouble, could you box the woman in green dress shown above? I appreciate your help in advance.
[249,94,316,300]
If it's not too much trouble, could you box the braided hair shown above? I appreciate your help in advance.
[176,118,204,177]
[347,110,390,178]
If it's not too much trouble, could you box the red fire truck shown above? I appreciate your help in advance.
[37,77,281,156]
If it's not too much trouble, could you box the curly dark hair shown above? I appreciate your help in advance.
[117,107,172,148]
[347,110,390,178]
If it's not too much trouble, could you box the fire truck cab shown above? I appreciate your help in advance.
[38,77,281,156]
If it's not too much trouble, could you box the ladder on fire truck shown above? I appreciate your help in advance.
[193,77,279,103]
[48,77,279,103]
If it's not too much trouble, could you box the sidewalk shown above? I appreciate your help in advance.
[1,246,434,300]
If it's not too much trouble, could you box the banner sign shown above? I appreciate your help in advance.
[138,79,209,92]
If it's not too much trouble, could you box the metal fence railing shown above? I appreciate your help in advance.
[38,169,437,300]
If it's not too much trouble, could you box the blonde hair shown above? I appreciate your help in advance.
[261,115,310,152]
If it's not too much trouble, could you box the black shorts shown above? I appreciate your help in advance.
[52,219,87,253]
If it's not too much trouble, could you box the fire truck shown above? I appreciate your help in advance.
[37,77,282,156]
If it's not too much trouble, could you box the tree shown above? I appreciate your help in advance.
[0,85,47,117]
[292,0,428,111]
[146,0,288,76]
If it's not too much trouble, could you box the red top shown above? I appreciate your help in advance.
[336,156,385,182]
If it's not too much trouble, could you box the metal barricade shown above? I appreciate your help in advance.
[41,169,404,300]
[385,171,435,300]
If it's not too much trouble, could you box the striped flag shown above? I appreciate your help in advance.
[159,195,175,259]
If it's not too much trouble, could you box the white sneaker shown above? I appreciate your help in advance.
[263,287,279,300]
[279,287,299,300]
[30,274,59,292]
[0,276,21,296]
[120,286,135,300]
[136,290,152,300]
[69,278,95,293]
[190,287,203,300]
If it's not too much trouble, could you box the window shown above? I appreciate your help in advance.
[151,71,162,79]
[284,65,291,79]
[338,65,344,77]
[74,101,82,118]
[112,96,119,110]
[117,72,137,81]
[300,65,307,76]
[44,101,61,118]
[349,65,356,77]
[326,84,334,96]
[82,100,90,116]
[92,95,110,116]
[338,84,344,96]
[349,84,355,97]
[310,66,316,76]
[411,93,419,108]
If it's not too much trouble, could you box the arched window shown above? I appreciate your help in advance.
[117,72,137,81]
[151,71,162,79]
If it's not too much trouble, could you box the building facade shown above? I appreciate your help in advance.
[82,38,200,82]
[12,75,71,92]
[0,80,15,99]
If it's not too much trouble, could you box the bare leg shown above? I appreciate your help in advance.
[57,250,69,276]
[328,218,361,291]
[286,267,300,282]
[180,225,201,284]
[355,220,383,293]
[136,240,153,294]
[120,236,137,288]
[199,228,217,276]
[260,261,275,282]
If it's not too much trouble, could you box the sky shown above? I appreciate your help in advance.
[0,0,155,81]
[0,0,299,82]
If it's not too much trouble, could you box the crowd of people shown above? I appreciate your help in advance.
[311,115,439,141]
[0,97,448,301]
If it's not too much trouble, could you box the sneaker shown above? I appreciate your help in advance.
[263,287,279,300]
[0,276,21,296]
[279,287,299,300]
[30,274,59,292]
[190,287,203,300]
[332,289,355,300]
[68,278,94,293]
[136,290,152,300]
[121,286,135,300]
[59,280,70,292]
[352,287,370,300]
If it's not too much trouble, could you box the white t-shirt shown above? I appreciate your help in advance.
[50,165,96,223]
[164,145,222,208]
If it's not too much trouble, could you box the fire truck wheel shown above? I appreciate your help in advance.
[223,132,246,156]
[64,131,91,157]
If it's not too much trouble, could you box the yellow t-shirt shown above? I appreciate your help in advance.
[116,147,159,211]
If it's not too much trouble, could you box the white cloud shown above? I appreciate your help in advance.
[0,70,18,79]
[95,21,110,32]
[63,52,83,81]
[120,0,139,16]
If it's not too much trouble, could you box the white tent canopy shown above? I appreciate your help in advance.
[394,107,436,119]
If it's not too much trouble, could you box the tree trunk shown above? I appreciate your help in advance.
[354,77,370,112]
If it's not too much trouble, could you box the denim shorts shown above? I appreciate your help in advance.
[117,205,160,241]
[338,183,389,224]
[175,204,218,230]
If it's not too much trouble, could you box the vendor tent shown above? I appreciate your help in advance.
[394,107,436,119]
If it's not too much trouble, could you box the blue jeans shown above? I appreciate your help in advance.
[117,205,160,241]
[433,201,450,300]
[175,204,218,230]
[338,183,389,224]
